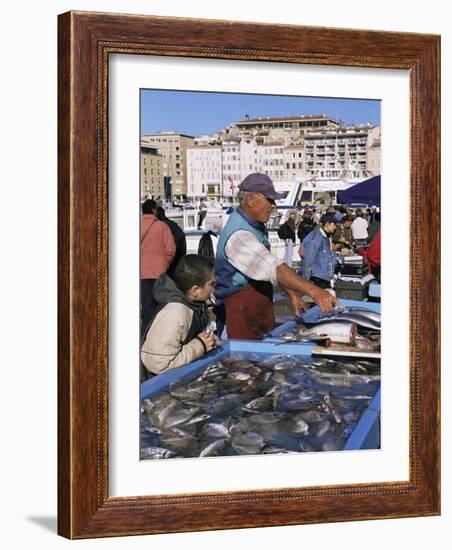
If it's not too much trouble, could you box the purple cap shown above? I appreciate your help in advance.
[238,173,285,200]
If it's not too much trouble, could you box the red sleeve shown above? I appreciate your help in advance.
[366,231,381,267]
[162,224,176,261]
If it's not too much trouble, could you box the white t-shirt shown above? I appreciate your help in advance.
[351,217,369,239]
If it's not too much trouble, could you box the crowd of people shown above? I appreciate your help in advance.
[278,204,381,286]
[140,173,380,380]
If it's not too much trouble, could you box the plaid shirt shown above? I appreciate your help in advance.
[224,230,283,286]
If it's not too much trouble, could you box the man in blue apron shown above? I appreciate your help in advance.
[215,173,339,340]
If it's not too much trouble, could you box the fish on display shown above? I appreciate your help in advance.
[140,350,380,460]
[298,322,357,345]
[199,438,227,457]
[318,306,380,325]
[231,431,265,455]
[141,446,176,459]
[314,309,380,331]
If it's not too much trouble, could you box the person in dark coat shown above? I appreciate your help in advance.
[156,206,187,277]
[297,209,316,242]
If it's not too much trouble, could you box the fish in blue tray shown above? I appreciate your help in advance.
[199,438,228,457]
[207,394,243,415]
[159,432,198,454]
[141,446,176,459]
[321,433,347,452]
[140,351,380,459]
[161,406,201,429]
[279,414,310,435]
[200,423,230,439]
[242,395,274,412]
[231,431,266,455]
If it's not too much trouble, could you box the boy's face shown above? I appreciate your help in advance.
[192,272,215,302]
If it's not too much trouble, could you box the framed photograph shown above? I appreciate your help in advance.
[58,11,440,538]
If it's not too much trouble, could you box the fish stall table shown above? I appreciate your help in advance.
[141,338,380,457]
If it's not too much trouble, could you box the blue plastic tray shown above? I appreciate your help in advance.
[141,339,380,451]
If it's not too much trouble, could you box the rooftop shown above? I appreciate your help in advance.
[234,114,339,125]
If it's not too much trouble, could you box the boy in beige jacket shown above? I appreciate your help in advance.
[141,255,217,377]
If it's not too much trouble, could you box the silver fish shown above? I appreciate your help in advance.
[141,399,155,414]
[228,371,252,381]
[208,394,243,414]
[262,446,292,454]
[345,307,381,325]
[201,423,230,439]
[185,413,211,425]
[323,394,342,424]
[243,395,273,412]
[322,434,346,452]
[319,306,380,325]
[319,313,380,331]
[141,446,176,459]
[299,440,319,452]
[297,388,317,401]
[199,438,227,457]
[282,414,309,434]
[247,412,285,425]
[162,406,200,428]
[231,431,265,455]
[143,426,161,435]
[302,322,357,345]
[169,383,204,400]
[159,434,197,453]
[316,420,332,437]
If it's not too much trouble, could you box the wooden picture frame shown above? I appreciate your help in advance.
[58,11,440,538]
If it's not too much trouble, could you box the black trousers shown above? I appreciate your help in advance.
[310,276,331,289]
[197,210,207,228]
[141,279,156,336]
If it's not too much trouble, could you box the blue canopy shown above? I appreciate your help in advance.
[337,175,381,207]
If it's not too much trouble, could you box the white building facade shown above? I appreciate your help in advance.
[186,146,222,198]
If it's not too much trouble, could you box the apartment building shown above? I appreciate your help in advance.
[304,124,377,179]
[284,144,305,180]
[140,144,163,198]
[221,139,241,197]
[141,131,194,198]
[186,146,222,197]
[232,114,340,146]
[259,141,285,181]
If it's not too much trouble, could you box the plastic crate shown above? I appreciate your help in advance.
[335,279,369,300]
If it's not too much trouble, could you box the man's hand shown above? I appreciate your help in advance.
[310,287,341,312]
[286,289,309,316]
[197,331,217,353]
[276,263,341,314]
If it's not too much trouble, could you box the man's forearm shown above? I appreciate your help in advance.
[276,263,320,298]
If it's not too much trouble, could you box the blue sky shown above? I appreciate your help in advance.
[141,89,380,137]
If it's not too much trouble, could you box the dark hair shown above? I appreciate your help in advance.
[320,213,336,225]
[172,254,214,294]
[342,214,353,223]
[142,199,157,215]
[355,209,363,217]
[155,206,166,221]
